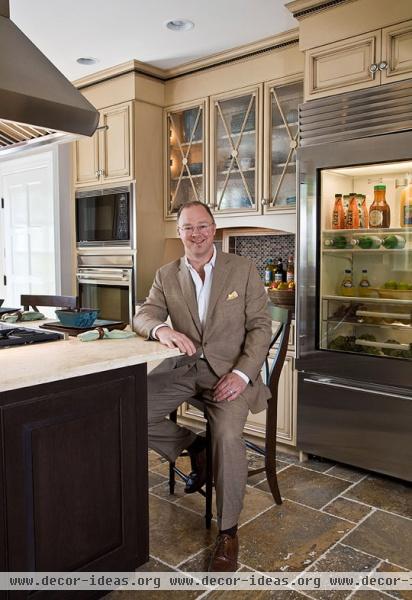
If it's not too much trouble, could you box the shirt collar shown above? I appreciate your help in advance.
[184,245,217,271]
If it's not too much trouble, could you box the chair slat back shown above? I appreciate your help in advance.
[20,295,78,312]
[266,305,292,397]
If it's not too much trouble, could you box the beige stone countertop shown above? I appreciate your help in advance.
[0,333,180,393]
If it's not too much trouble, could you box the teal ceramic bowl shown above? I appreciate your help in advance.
[55,308,100,328]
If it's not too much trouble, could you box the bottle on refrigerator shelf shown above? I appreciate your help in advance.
[358,269,372,297]
[340,269,356,296]
[332,194,345,229]
[286,255,294,284]
[346,193,360,229]
[358,194,369,228]
[264,259,274,286]
[381,234,406,249]
[274,258,284,283]
[324,235,348,249]
[350,235,382,249]
[369,185,390,228]
[400,181,412,227]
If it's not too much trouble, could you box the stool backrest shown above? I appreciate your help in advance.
[266,305,292,397]
[20,294,78,312]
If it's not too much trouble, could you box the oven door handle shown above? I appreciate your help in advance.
[77,276,131,287]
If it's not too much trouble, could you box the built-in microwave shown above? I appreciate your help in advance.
[75,184,134,248]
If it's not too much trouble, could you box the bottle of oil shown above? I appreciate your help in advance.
[358,269,372,297]
[340,269,356,297]
[264,259,274,286]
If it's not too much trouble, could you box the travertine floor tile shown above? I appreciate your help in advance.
[148,494,217,567]
[277,452,335,473]
[323,498,372,523]
[344,476,412,519]
[257,466,352,509]
[325,464,367,483]
[344,510,412,570]
[149,471,167,489]
[377,562,412,600]
[150,480,187,503]
[307,543,380,600]
[237,499,352,572]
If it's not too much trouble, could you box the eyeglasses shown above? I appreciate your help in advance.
[178,223,215,234]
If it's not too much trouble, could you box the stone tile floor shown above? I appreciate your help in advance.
[112,448,412,599]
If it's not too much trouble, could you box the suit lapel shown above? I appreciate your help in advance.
[204,251,231,330]
[177,258,202,336]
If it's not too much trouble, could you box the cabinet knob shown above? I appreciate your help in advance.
[369,63,378,77]
[378,61,388,71]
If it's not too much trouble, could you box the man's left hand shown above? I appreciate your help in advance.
[213,372,247,402]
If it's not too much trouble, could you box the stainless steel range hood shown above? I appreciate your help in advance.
[0,0,99,154]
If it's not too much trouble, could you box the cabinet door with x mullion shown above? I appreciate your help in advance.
[165,99,208,219]
[263,77,303,212]
[210,85,262,216]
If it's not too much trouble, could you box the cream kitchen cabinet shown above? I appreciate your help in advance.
[74,102,133,187]
[164,79,303,218]
[164,99,207,218]
[305,20,412,100]
[210,85,262,216]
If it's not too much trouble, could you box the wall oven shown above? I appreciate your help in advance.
[77,255,135,324]
[75,184,134,248]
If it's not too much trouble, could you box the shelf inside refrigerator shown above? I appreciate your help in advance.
[320,295,412,359]
[323,294,412,304]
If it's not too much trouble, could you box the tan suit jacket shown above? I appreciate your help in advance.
[133,250,272,413]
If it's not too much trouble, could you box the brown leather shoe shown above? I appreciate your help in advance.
[208,533,239,572]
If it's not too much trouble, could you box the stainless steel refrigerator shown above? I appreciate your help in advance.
[296,80,412,481]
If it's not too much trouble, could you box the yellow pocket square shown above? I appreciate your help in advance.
[226,291,239,300]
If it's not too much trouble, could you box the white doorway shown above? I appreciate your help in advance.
[0,150,60,307]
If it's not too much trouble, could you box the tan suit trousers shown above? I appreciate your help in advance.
[148,357,250,530]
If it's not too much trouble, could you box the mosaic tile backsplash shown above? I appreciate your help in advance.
[228,234,295,279]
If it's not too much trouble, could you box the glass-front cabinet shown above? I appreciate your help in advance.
[264,78,303,211]
[320,160,412,361]
[210,85,262,215]
[165,101,207,218]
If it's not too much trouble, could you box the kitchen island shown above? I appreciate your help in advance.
[0,335,179,598]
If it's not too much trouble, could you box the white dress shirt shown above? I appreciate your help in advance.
[153,245,249,384]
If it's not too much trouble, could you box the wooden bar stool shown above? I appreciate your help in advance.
[168,305,292,528]
[20,294,78,312]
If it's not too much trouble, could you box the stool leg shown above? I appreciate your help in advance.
[205,417,213,529]
[169,409,178,495]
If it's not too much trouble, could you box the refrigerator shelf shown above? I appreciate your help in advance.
[355,338,410,350]
[323,294,412,305]
[322,248,410,253]
[323,227,412,235]
[324,319,412,331]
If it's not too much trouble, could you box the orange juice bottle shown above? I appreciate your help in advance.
[332,194,345,229]
[346,194,360,229]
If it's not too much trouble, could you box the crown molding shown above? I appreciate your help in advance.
[73,28,299,89]
[286,0,355,20]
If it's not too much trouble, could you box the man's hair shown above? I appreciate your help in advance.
[176,201,215,223]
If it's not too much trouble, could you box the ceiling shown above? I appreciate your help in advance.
[9,0,297,81]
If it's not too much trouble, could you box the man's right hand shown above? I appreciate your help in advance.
[155,326,197,356]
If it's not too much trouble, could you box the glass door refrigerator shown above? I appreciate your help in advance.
[296,81,412,481]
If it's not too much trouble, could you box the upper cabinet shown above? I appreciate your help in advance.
[305,20,412,101]
[74,102,133,187]
[164,79,303,219]
[264,78,303,211]
[165,100,207,218]
[210,85,262,216]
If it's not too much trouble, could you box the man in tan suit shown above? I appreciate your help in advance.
[133,201,271,571]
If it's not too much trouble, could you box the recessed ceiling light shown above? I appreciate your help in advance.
[166,19,194,32]
[76,57,99,66]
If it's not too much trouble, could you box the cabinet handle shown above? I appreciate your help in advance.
[369,63,378,78]
[96,125,109,131]
[378,61,388,71]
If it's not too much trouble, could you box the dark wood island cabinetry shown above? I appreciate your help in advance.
[0,365,148,599]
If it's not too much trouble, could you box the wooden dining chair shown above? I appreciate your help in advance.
[20,294,78,312]
[168,305,292,528]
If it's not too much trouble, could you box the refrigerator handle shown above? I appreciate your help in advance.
[303,378,411,401]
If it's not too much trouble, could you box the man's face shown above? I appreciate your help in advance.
[177,205,216,262]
